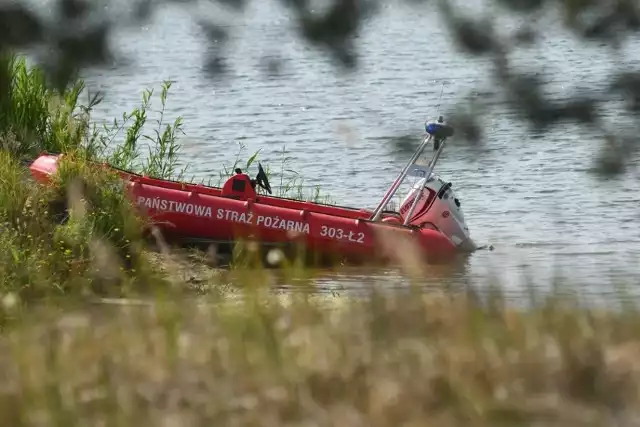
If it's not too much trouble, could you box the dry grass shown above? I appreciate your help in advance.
[1,284,640,427]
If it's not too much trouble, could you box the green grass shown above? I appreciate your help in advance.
[1,53,640,426]
[0,54,340,296]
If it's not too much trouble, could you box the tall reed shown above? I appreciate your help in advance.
[0,55,89,159]
[0,54,337,303]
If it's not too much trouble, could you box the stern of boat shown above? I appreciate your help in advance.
[399,173,476,253]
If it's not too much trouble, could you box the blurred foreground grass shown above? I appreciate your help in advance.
[3,286,640,426]
[2,54,640,426]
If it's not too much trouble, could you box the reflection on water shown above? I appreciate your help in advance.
[268,252,482,292]
[278,263,467,293]
[263,250,640,307]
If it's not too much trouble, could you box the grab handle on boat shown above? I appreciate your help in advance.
[371,116,454,222]
[370,134,433,221]
[402,134,448,226]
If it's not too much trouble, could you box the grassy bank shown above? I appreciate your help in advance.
[3,287,640,426]
[0,54,336,303]
[2,54,640,426]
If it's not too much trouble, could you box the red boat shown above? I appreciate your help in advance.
[29,118,477,263]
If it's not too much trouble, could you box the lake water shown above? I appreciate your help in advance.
[77,0,640,296]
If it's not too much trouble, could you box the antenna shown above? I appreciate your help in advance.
[425,81,446,128]
[431,82,446,151]
[435,81,445,116]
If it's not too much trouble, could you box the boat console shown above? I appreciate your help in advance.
[221,163,272,200]
[221,169,257,199]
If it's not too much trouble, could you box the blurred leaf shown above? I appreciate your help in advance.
[215,0,247,10]
[555,97,598,124]
[493,0,547,13]
[389,134,421,155]
[57,23,112,66]
[58,0,90,19]
[513,26,537,46]
[610,71,640,113]
[286,0,375,69]
[562,0,640,44]
[203,55,228,77]
[134,0,154,21]
[448,110,485,145]
[504,72,553,130]
[594,134,628,177]
[439,0,501,56]
[199,21,228,43]
[260,55,285,78]
[0,4,44,48]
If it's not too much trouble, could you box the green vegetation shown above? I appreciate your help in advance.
[1,54,639,426]
[0,55,187,304]
[1,54,341,286]
[0,54,329,302]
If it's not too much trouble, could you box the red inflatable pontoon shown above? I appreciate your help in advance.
[29,118,477,263]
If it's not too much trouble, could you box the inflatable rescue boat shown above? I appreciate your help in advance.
[29,117,477,263]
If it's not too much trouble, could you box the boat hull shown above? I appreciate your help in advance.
[130,181,458,260]
[29,154,461,263]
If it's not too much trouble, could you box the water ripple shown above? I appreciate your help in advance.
[78,1,640,293]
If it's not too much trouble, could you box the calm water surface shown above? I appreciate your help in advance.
[75,1,640,295]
